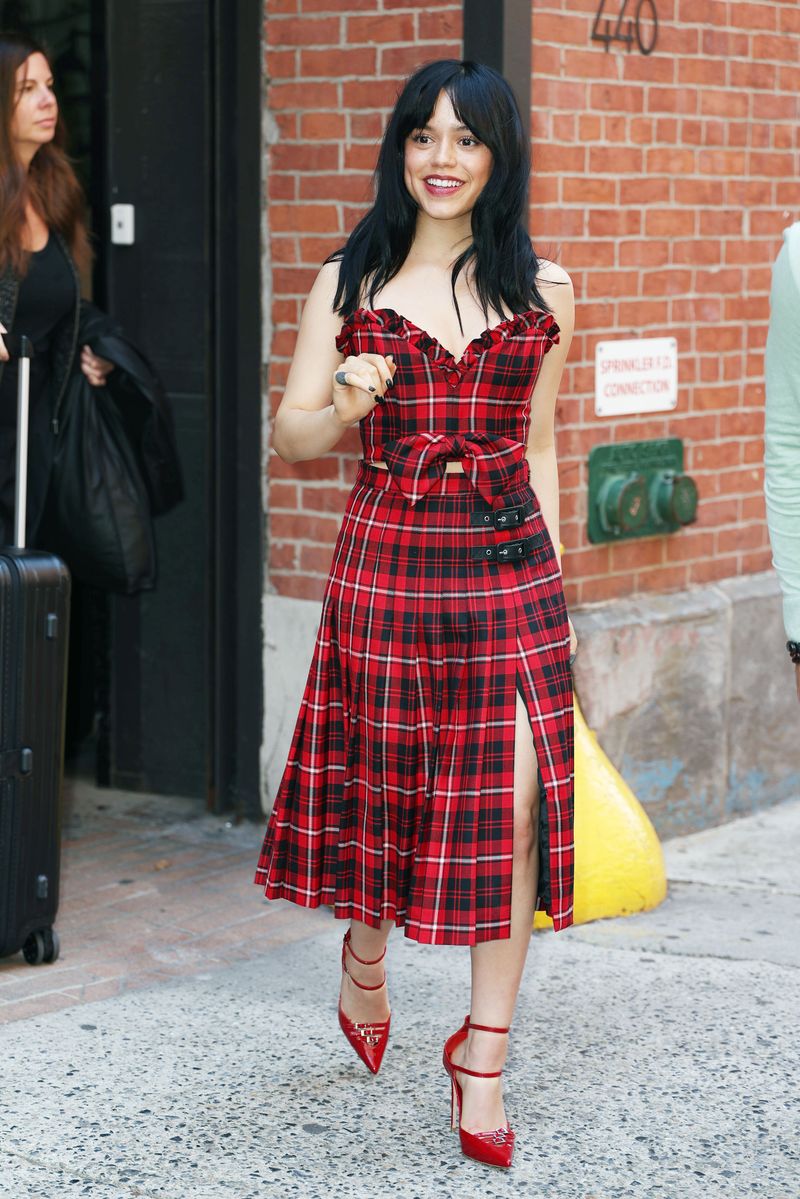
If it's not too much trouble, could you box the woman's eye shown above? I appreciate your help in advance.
[410,132,480,147]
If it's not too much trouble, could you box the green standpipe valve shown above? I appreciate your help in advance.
[588,439,699,544]
[597,473,649,535]
[650,471,698,527]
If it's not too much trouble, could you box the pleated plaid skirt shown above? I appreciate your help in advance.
[256,445,575,944]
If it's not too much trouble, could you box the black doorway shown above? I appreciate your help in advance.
[2,0,264,815]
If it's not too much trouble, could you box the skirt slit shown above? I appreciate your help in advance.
[515,672,553,918]
[255,464,574,943]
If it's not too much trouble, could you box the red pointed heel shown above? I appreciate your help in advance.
[442,1015,516,1169]
[337,929,391,1075]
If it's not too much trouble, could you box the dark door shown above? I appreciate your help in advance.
[0,0,264,813]
[104,0,212,798]
[103,0,264,811]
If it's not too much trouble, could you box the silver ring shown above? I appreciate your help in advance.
[568,652,577,667]
[334,370,348,386]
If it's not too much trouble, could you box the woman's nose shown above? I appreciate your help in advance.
[431,139,457,167]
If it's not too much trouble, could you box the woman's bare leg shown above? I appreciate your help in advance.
[339,918,393,1023]
[449,688,540,1131]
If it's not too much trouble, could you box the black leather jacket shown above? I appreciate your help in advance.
[0,233,182,540]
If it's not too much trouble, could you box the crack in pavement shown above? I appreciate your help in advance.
[3,1145,252,1199]
[3,1148,164,1199]
[665,877,800,897]
[562,935,800,971]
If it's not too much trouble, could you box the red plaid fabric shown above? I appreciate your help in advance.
[381,431,530,507]
[255,307,574,943]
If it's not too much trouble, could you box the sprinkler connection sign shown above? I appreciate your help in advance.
[595,337,678,417]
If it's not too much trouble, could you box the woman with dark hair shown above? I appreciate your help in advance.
[0,31,113,542]
[256,59,576,1169]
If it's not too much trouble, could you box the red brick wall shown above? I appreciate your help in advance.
[532,0,799,604]
[265,0,462,600]
[265,0,800,607]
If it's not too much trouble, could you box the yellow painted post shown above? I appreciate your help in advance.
[534,696,667,930]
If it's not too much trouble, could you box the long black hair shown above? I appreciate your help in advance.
[328,59,550,330]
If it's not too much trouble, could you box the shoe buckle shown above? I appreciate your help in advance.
[477,1128,511,1146]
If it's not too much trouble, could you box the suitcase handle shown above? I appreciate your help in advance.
[6,333,35,549]
[3,333,34,360]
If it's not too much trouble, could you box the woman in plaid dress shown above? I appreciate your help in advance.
[255,59,576,1168]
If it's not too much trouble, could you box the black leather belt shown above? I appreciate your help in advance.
[469,498,536,530]
[470,532,546,562]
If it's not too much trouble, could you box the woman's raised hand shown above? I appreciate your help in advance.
[333,353,395,426]
[0,322,8,363]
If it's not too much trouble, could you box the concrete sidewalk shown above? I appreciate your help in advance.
[1,784,798,1199]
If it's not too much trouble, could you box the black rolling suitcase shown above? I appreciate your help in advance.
[0,334,70,966]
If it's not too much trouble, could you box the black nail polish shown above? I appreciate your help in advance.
[369,385,376,392]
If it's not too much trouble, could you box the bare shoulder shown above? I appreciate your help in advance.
[302,259,342,325]
[292,260,345,352]
[535,257,574,332]
[535,257,572,290]
[537,255,568,285]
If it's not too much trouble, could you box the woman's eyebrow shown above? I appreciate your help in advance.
[420,122,471,132]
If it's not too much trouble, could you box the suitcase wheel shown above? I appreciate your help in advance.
[22,927,60,966]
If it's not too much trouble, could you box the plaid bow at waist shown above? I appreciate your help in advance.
[379,432,530,508]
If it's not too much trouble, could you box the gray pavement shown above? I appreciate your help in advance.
[2,798,799,1199]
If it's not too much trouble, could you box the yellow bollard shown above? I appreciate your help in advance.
[534,696,667,930]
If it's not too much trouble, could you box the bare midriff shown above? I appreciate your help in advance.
[366,459,466,473]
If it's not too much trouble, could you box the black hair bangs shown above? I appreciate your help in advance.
[328,58,551,326]
[395,61,499,149]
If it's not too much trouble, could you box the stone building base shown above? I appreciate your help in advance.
[571,571,798,837]
[262,573,798,836]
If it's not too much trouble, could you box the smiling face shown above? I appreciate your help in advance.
[10,52,57,160]
[403,89,493,222]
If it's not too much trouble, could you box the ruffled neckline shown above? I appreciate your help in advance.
[335,306,560,385]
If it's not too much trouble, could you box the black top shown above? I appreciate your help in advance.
[0,234,75,538]
[0,234,75,429]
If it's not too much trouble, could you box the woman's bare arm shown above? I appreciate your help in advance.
[525,261,575,572]
[272,262,394,463]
